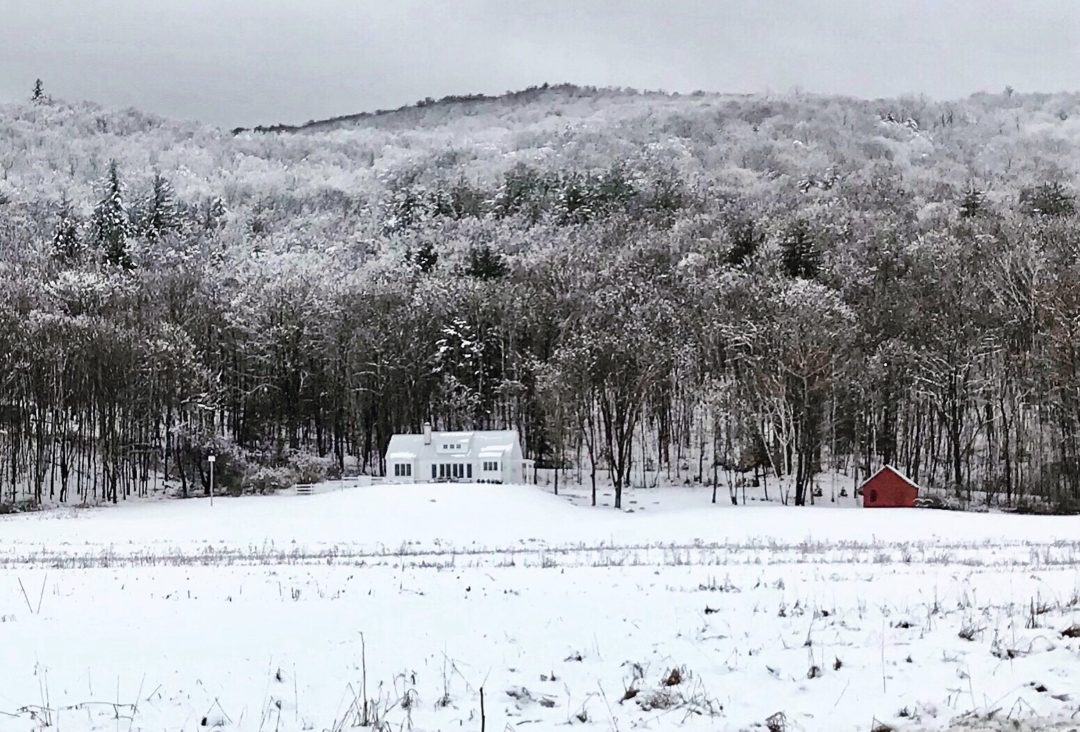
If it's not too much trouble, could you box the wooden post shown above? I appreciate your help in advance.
[208,454,216,506]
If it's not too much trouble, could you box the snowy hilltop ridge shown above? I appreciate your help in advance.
[3,83,1080,511]
[234,82,658,133]
[3,84,1080,226]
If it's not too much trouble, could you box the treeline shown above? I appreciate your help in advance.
[3,85,1080,511]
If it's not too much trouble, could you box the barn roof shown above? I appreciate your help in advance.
[862,464,920,490]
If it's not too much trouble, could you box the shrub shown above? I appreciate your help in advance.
[172,424,250,496]
[288,451,338,484]
[245,466,296,495]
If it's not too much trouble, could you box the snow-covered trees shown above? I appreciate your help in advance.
[1020,182,1076,218]
[547,225,685,508]
[3,85,1080,509]
[138,172,181,241]
[89,161,132,268]
[51,194,81,263]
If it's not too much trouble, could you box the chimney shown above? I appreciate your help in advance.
[423,422,432,445]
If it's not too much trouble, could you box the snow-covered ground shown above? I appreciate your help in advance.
[2,483,1080,731]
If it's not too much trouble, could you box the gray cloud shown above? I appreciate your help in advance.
[1,0,1078,127]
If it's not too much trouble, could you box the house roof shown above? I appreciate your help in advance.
[862,464,920,490]
[385,430,521,461]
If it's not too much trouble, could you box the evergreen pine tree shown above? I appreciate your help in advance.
[412,241,439,272]
[1020,182,1076,218]
[780,219,819,279]
[465,244,508,280]
[31,79,46,104]
[90,160,133,268]
[201,196,227,231]
[52,193,82,263]
[726,218,763,266]
[141,171,179,241]
[959,185,986,218]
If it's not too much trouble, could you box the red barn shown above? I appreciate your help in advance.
[860,465,919,508]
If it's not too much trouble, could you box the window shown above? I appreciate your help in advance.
[483,461,499,472]
[431,464,437,479]
[403,464,411,477]
[466,464,472,479]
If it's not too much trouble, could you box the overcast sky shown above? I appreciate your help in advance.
[1,0,1079,128]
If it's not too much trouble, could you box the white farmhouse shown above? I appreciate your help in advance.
[385,423,533,484]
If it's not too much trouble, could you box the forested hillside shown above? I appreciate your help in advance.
[3,83,1080,510]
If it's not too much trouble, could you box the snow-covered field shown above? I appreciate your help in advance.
[2,484,1080,731]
